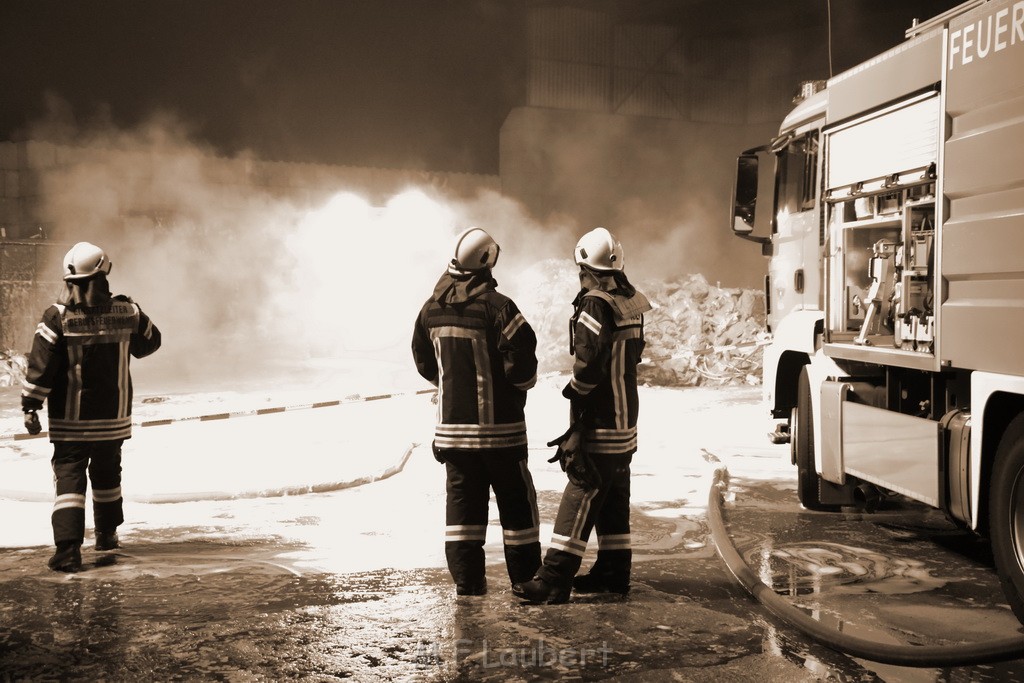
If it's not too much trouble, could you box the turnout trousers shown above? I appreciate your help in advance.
[536,453,632,589]
[442,447,541,592]
[51,440,125,545]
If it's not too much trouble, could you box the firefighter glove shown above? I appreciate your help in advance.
[24,410,41,435]
[546,426,600,491]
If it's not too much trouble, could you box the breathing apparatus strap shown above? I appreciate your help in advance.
[568,288,651,356]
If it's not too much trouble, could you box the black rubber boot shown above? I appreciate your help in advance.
[572,572,630,595]
[95,530,120,551]
[511,577,570,604]
[456,579,487,596]
[48,542,82,572]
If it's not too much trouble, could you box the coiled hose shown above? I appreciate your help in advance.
[707,466,1024,667]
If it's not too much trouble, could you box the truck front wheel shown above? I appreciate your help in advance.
[990,413,1024,623]
[795,367,839,512]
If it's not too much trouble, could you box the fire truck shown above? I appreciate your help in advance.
[730,0,1024,619]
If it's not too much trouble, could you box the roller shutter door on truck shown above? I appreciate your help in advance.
[941,0,1024,375]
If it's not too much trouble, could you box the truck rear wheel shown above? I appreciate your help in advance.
[795,367,839,511]
[989,414,1024,622]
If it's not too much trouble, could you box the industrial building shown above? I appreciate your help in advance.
[0,0,940,350]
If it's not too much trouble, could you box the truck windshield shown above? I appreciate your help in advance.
[774,133,818,218]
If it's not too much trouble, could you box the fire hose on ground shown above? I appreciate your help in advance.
[706,459,1024,667]
[0,388,438,442]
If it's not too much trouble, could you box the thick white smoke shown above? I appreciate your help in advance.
[27,114,577,395]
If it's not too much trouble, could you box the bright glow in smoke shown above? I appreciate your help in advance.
[279,189,455,355]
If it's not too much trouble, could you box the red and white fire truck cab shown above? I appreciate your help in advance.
[731,0,1024,620]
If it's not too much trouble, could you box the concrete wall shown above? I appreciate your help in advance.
[499,106,777,283]
[0,141,500,351]
[500,6,829,286]
[0,140,499,241]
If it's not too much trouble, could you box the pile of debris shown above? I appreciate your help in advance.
[1,265,768,392]
[638,273,768,387]
[514,260,767,388]
[0,351,26,388]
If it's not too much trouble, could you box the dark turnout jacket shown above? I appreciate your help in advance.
[412,270,538,451]
[22,294,161,442]
[564,278,651,456]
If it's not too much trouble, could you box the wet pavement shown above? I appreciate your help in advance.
[2,381,1024,681]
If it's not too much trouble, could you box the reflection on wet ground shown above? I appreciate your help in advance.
[4,479,1024,681]
[3,378,1024,681]
[0,540,789,681]
[719,478,1024,682]
[0,539,457,680]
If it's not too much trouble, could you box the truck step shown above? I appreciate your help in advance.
[768,422,790,445]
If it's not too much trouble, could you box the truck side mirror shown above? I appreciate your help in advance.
[731,151,770,244]
[733,154,758,233]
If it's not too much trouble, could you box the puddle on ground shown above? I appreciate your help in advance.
[0,538,793,681]
[0,538,457,680]
[747,541,949,597]
[2,469,1022,680]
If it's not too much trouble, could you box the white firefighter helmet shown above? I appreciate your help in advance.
[574,227,624,271]
[63,241,112,281]
[449,226,500,274]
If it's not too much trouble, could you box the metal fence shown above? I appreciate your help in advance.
[0,240,67,352]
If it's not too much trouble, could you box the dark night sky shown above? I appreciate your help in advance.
[0,0,526,174]
[0,0,963,174]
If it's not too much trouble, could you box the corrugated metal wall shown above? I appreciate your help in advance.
[526,4,812,126]
[612,23,687,118]
[529,7,699,118]
[503,2,811,284]
[528,7,613,110]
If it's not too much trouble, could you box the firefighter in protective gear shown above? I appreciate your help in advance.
[573,226,624,272]
[22,242,161,572]
[513,227,651,604]
[448,225,500,274]
[63,240,113,280]
[412,226,541,596]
